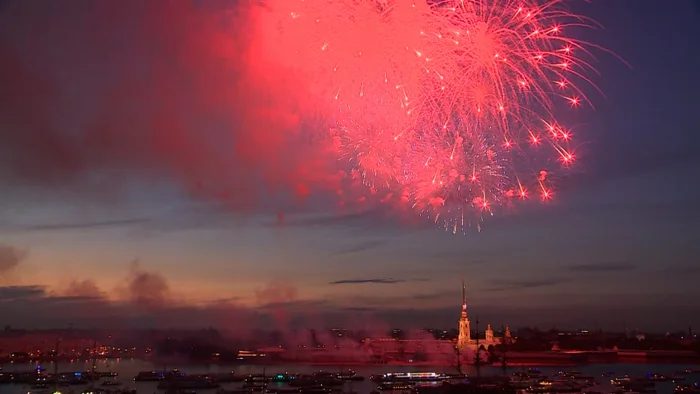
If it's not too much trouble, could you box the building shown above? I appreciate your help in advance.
[258,278,515,364]
[363,277,514,364]
[0,330,97,358]
[457,276,512,351]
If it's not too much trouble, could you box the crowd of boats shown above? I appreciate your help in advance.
[1,366,700,393]
[0,366,130,394]
[132,369,366,393]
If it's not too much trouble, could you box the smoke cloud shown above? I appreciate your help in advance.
[64,279,104,298]
[118,260,171,309]
[255,281,299,306]
[0,0,340,211]
[0,244,26,275]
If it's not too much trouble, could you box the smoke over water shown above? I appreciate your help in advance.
[0,0,341,211]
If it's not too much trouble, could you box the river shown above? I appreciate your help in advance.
[1,358,698,393]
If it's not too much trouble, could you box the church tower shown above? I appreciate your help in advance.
[485,324,494,342]
[457,276,471,349]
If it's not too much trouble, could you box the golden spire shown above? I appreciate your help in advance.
[461,275,467,313]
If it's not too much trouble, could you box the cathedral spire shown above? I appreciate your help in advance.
[462,275,466,312]
[457,276,471,350]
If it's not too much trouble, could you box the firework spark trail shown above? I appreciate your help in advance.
[261,1,440,190]
[383,0,595,232]
[259,0,600,232]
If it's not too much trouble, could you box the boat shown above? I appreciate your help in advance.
[270,372,296,383]
[210,372,244,383]
[81,389,111,394]
[94,371,118,378]
[675,383,700,393]
[612,376,653,387]
[134,371,165,381]
[560,371,596,380]
[245,374,271,383]
[336,370,364,381]
[218,389,254,394]
[157,375,219,390]
[372,372,449,383]
[2,370,46,384]
[241,374,269,392]
[299,389,332,394]
[311,371,344,386]
[240,385,267,393]
[514,369,547,380]
[289,374,318,387]
[288,374,341,388]
[375,382,417,392]
[266,389,301,394]
[644,372,669,381]
[298,384,343,393]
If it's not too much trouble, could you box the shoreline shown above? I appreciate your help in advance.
[2,358,698,368]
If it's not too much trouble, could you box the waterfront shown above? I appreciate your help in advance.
[1,358,699,393]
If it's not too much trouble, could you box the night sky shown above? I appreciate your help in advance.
[0,0,698,332]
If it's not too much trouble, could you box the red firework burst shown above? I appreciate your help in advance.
[260,0,600,233]
[396,0,596,232]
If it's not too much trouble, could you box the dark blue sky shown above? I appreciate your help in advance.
[0,0,698,332]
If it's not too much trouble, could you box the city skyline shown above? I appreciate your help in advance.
[1,0,699,331]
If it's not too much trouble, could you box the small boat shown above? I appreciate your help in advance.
[337,369,364,381]
[134,371,165,381]
[376,382,416,392]
[645,373,669,381]
[81,389,111,394]
[217,389,252,394]
[675,383,700,393]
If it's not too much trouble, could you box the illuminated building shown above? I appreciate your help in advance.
[457,276,513,351]
[457,276,471,350]
[363,278,514,364]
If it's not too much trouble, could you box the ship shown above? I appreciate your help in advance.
[133,371,165,381]
[371,372,450,383]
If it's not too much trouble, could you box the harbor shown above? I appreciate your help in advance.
[1,359,699,393]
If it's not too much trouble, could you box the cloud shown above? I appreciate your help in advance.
[331,240,385,256]
[121,261,170,309]
[258,299,328,311]
[329,278,406,285]
[204,296,244,304]
[0,243,26,274]
[568,261,637,272]
[341,306,376,312]
[0,267,272,331]
[658,263,700,275]
[0,284,243,330]
[64,279,105,298]
[254,282,298,307]
[269,206,429,232]
[17,218,151,232]
[410,291,455,301]
[482,278,569,292]
[556,148,698,196]
[0,285,103,303]
[1,283,700,332]
[273,210,381,228]
[0,285,45,300]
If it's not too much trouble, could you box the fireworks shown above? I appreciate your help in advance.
[259,0,598,232]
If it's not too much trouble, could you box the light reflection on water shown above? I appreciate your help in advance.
[1,358,698,393]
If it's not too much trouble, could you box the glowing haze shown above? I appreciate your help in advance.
[1,0,595,230]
